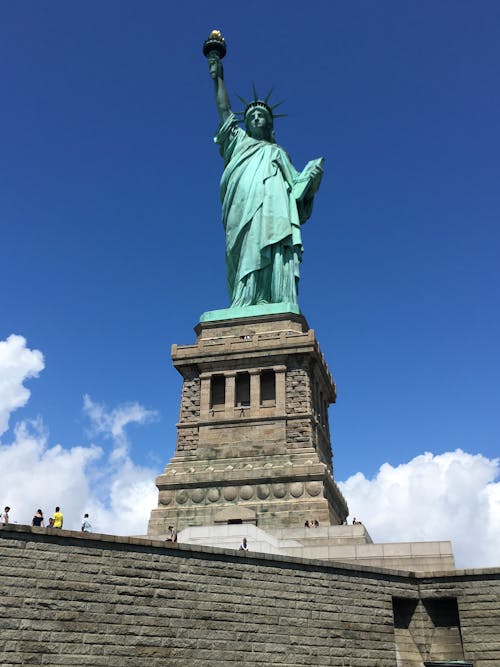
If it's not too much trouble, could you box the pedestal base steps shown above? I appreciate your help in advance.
[176,523,455,573]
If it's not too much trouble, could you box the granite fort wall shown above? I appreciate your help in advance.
[1,525,499,666]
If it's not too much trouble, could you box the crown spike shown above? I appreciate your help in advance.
[272,114,288,119]
[264,87,274,104]
[236,94,250,107]
[270,99,286,111]
[240,85,287,125]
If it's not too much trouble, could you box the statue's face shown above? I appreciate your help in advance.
[246,108,273,140]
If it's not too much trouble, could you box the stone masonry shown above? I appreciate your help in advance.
[148,313,348,536]
[1,524,499,666]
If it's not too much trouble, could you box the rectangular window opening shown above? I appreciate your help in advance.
[235,372,250,407]
[422,598,460,628]
[392,597,418,629]
[210,375,225,409]
[260,369,276,406]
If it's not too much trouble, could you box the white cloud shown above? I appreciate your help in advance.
[85,458,159,535]
[83,394,158,462]
[0,334,44,436]
[80,394,160,533]
[0,335,158,536]
[0,418,102,525]
[340,450,500,568]
[0,408,158,535]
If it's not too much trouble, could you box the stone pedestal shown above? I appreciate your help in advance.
[148,313,348,536]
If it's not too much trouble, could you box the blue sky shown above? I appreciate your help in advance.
[1,2,499,565]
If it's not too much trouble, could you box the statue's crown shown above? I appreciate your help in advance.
[243,100,274,121]
[236,85,287,124]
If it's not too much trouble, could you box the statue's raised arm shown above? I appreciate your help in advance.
[204,31,231,123]
[203,31,324,312]
[209,54,231,123]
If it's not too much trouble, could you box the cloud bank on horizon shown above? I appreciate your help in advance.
[340,451,500,569]
[1,334,498,568]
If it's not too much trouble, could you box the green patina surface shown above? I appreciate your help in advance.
[205,32,324,312]
[200,302,300,323]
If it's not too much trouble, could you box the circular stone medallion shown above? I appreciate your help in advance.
[290,482,304,498]
[191,488,205,504]
[159,491,173,506]
[305,481,322,497]
[175,490,189,504]
[207,488,220,503]
[223,486,238,501]
[257,484,270,499]
[272,483,287,498]
[240,485,254,500]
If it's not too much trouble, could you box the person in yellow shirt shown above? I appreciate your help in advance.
[52,506,64,529]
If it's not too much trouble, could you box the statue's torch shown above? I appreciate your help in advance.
[203,30,227,78]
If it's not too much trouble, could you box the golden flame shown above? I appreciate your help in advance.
[209,30,224,41]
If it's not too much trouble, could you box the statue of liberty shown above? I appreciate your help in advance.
[204,31,324,309]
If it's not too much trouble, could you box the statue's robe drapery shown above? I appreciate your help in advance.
[215,113,315,307]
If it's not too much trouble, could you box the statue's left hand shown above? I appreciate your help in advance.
[309,164,323,193]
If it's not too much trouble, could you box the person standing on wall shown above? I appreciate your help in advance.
[52,506,64,529]
[81,514,92,532]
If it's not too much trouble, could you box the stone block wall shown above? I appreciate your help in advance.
[285,364,311,415]
[175,368,200,455]
[285,418,311,449]
[175,425,199,455]
[419,574,500,665]
[1,525,499,666]
[178,376,200,423]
